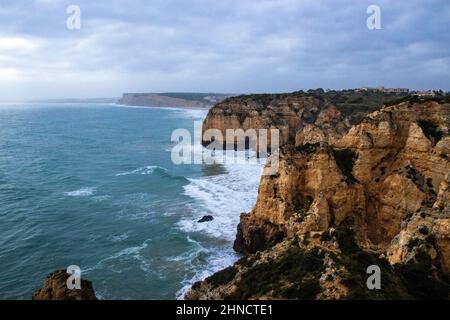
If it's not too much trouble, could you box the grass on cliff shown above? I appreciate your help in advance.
[330,226,411,299]
[384,94,450,107]
[222,90,412,124]
[333,226,450,300]
[203,266,239,288]
[395,251,450,299]
[202,224,450,300]
[229,242,325,300]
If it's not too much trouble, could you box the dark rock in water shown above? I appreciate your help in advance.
[32,270,97,300]
[198,215,214,223]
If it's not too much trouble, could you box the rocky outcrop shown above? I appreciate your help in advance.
[186,224,450,300]
[32,270,97,300]
[198,215,214,223]
[234,214,286,253]
[239,101,449,252]
[187,95,450,300]
[387,207,450,275]
[201,90,405,148]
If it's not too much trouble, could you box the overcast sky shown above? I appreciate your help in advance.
[0,0,449,100]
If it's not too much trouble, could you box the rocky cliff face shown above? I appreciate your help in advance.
[201,91,405,148]
[186,95,450,300]
[202,93,350,147]
[32,270,97,300]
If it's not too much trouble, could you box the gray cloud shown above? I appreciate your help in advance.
[0,0,449,100]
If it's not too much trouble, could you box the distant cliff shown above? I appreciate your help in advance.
[187,93,450,300]
[118,92,233,109]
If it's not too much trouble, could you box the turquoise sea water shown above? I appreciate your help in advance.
[0,103,263,299]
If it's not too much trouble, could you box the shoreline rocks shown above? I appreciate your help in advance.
[198,215,214,223]
[32,270,97,300]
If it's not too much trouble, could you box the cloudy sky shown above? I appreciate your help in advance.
[0,0,449,100]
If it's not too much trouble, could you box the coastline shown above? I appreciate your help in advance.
[176,149,265,299]
[1,103,244,299]
[113,102,213,111]
[184,93,450,300]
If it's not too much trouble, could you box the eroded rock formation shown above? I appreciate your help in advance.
[201,91,402,148]
[187,95,450,300]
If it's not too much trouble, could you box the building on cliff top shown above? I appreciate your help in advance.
[356,86,409,94]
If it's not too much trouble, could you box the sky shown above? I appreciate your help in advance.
[0,0,449,100]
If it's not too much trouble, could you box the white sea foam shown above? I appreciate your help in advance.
[171,108,208,120]
[64,187,96,197]
[111,233,129,243]
[113,104,185,111]
[178,150,264,241]
[115,165,167,176]
[175,237,239,299]
[91,195,111,202]
[166,237,209,263]
[84,239,152,274]
[175,149,265,298]
[113,104,207,117]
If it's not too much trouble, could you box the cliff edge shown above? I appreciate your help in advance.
[187,94,450,300]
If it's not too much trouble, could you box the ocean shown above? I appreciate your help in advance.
[0,103,263,300]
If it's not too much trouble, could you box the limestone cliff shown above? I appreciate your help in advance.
[201,90,406,147]
[186,95,450,300]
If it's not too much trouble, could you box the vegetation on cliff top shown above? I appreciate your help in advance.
[220,89,413,124]
[331,226,450,300]
[190,92,450,301]
[195,225,450,300]
[229,242,325,300]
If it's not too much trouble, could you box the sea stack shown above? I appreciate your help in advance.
[32,270,97,300]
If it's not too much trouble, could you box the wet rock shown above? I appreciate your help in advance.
[198,215,214,223]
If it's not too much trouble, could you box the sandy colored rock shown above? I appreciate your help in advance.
[187,96,450,300]
[32,270,97,300]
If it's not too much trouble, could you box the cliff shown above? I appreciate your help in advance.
[186,94,450,300]
[201,90,409,147]
[118,92,232,109]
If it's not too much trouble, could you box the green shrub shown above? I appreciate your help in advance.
[234,245,324,299]
[205,266,238,287]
